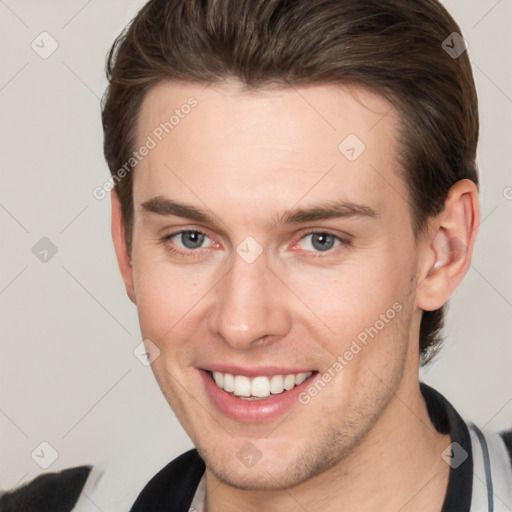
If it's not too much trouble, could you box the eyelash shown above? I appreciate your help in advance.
[159,229,352,259]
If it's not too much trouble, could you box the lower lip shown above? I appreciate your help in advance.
[199,369,316,423]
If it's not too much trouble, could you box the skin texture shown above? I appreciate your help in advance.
[111,81,479,511]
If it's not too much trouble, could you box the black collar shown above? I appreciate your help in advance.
[420,383,473,511]
[130,384,473,511]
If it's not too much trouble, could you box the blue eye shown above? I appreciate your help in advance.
[298,232,343,252]
[178,231,207,249]
[164,230,213,252]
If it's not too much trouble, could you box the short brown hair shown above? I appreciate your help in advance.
[101,0,479,364]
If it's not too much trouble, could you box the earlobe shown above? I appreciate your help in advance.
[416,179,480,311]
[110,189,136,304]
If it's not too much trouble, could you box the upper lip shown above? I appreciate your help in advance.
[200,365,316,378]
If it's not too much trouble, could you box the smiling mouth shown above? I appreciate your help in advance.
[206,370,316,400]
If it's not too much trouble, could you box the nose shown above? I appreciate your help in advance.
[207,250,292,350]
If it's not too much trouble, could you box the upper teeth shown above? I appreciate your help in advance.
[211,371,313,398]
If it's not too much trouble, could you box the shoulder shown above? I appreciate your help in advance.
[129,449,205,512]
[467,424,512,510]
[469,424,512,473]
[500,428,512,466]
[0,466,92,512]
[420,383,512,510]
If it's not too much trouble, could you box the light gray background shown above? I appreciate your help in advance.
[0,0,511,510]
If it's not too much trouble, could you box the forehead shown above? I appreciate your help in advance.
[133,80,405,221]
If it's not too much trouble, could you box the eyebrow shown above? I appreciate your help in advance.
[273,200,378,225]
[141,196,212,223]
[140,196,378,227]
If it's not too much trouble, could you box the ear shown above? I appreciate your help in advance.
[416,179,480,311]
[111,189,136,304]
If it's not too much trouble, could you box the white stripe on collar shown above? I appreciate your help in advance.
[189,472,206,512]
[469,424,512,512]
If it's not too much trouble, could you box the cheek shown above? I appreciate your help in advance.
[132,258,210,348]
[281,245,416,385]
[284,252,408,334]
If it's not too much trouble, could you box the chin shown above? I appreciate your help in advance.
[202,452,310,491]
[195,428,356,491]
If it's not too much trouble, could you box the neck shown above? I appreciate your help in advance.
[205,376,451,512]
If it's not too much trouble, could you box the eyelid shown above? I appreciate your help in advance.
[299,228,354,244]
[297,227,353,241]
[160,223,213,238]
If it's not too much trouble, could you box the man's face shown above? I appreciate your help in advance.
[127,81,426,489]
